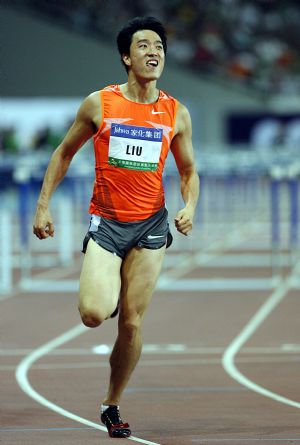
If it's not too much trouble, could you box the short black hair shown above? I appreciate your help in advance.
[117,16,167,71]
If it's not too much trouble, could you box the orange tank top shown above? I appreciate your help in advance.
[89,84,178,222]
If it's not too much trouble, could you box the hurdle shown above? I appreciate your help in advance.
[287,163,300,268]
[17,172,32,282]
[18,194,76,291]
[0,211,13,295]
[270,164,300,279]
[8,167,77,292]
[270,166,283,279]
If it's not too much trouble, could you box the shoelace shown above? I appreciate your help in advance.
[103,406,123,424]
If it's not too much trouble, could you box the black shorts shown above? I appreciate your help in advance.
[82,206,173,259]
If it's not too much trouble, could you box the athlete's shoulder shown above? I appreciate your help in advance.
[76,91,97,112]
[159,89,178,102]
[176,100,190,117]
[101,84,121,93]
[75,91,102,129]
[173,101,192,136]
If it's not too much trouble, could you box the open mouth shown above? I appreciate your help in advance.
[146,59,159,67]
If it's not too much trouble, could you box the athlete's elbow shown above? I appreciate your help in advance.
[178,164,198,181]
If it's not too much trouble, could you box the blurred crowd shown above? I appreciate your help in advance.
[2,0,300,156]
[11,0,300,95]
[0,125,65,155]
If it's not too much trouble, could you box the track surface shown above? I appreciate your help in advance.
[1,235,300,445]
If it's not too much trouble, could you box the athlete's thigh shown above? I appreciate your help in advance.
[120,245,166,317]
[79,239,122,316]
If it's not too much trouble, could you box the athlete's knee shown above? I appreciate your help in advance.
[78,304,106,328]
[119,313,142,343]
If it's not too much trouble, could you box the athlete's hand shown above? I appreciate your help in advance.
[174,207,195,236]
[33,205,55,240]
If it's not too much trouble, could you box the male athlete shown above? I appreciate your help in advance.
[33,16,199,438]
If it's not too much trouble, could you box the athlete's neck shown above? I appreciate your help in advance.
[120,80,159,104]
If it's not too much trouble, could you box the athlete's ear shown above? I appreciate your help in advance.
[122,54,131,67]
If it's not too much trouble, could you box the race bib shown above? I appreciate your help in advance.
[108,124,163,171]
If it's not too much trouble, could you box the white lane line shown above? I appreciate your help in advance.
[15,323,161,445]
[222,261,300,409]
[8,355,300,372]
[12,220,265,445]
[4,345,300,356]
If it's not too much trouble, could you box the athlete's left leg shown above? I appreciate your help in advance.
[102,244,166,406]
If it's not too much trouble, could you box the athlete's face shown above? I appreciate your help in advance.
[123,29,165,80]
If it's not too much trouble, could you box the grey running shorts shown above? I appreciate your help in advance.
[82,206,173,259]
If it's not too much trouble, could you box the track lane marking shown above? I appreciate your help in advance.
[5,354,300,372]
[15,324,161,445]
[14,222,255,444]
[222,260,300,409]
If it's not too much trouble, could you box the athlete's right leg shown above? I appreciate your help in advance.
[78,239,122,328]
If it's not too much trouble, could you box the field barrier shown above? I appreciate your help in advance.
[0,170,299,295]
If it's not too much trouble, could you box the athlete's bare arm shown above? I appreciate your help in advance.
[33,92,101,240]
[171,102,200,236]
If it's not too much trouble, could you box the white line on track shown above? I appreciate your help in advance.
[13,223,256,444]
[222,260,300,409]
[4,344,300,356]
[3,354,300,372]
[14,219,294,444]
[8,354,300,372]
[15,324,161,445]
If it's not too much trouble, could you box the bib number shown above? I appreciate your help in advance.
[108,124,163,171]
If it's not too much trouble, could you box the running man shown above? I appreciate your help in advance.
[33,16,199,438]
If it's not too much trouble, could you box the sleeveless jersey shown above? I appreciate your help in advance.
[89,84,178,222]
